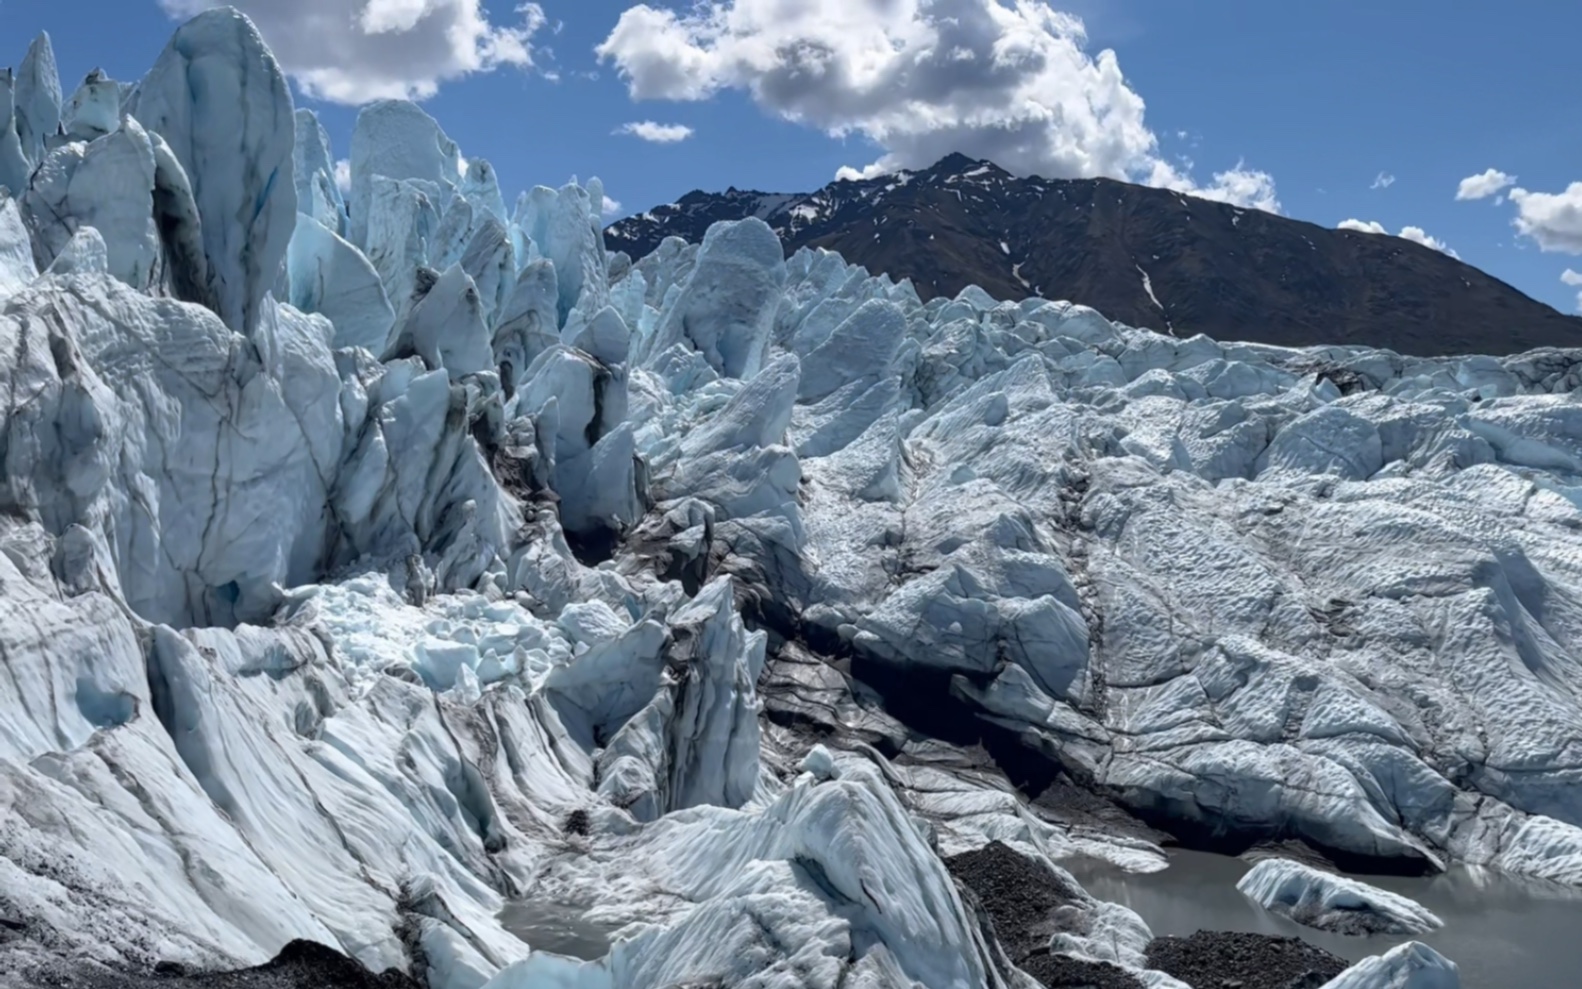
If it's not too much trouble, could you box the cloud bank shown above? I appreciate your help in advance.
[1339,218,1458,258]
[595,0,1280,211]
[1509,183,1582,253]
[158,0,550,103]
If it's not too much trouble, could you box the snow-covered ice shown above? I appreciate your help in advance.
[1,9,1580,989]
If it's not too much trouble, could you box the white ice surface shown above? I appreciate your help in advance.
[1237,858,1442,935]
[1321,942,1461,989]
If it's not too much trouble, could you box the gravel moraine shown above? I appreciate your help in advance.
[1145,930,1350,989]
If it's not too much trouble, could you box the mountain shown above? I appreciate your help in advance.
[606,153,1582,358]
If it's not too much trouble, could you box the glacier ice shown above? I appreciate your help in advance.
[22,117,161,287]
[1237,858,1443,935]
[1320,942,1460,989]
[0,192,35,298]
[61,67,120,142]
[639,217,786,378]
[13,33,62,168]
[347,99,463,250]
[126,7,297,337]
[2,8,1582,989]
[294,109,347,235]
[284,212,395,353]
[0,70,33,196]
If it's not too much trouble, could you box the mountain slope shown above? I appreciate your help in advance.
[607,154,1582,358]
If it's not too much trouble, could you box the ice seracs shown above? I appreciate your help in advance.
[0,192,35,298]
[13,33,62,167]
[346,99,464,248]
[284,212,395,353]
[1237,858,1443,935]
[639,217,786,378]
[3,7,1582,988]
[61,68,120,142]
[22,116,161,288]
[293,109,348,235]
[127,7,297,337]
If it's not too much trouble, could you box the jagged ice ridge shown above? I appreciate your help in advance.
[7,8,1582,988]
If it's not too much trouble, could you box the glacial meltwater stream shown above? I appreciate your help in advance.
[1065,850,1582,989]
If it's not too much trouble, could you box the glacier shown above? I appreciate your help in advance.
[3,9,1582,989]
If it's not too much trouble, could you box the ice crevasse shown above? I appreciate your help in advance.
[4,7,1582,988]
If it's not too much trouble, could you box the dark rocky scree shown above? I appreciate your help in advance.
[946,841,1146,989]
[607,153,1582,357]
[1145,931,1350,989]
[30,941,419,989]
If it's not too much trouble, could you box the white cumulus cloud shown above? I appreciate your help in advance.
[1456,168,1516,201]
[333,158,352,192]
[157,0,551,103]
[1398,225,1457,257]
[1564,268,1582,312]
[595,0,1280,212]
[1371,171,1395,190]
[1338,218,1387,235]
[1338,218,1457,258]
[616,120,695,143]
[1508,183,1582,253]
[602,194,623,217]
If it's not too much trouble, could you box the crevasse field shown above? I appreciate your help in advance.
[1,9,1578,989]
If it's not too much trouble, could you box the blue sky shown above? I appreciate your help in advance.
[6,0,1581,316]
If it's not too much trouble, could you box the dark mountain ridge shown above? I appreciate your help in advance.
[606,154,1582,357]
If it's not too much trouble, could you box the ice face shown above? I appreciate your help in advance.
[347,99,462,248]
[61,68,121,142]
[21,119,161,287]
[1319,942,1461,989]
[285,212,395,354]
[0,192,37,299]
[294,109,347,235]
[14,33,63,167]
[0,69,33,196]
[640,217,787,378]
[1,10,1581,989]
[126,7,297,337]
